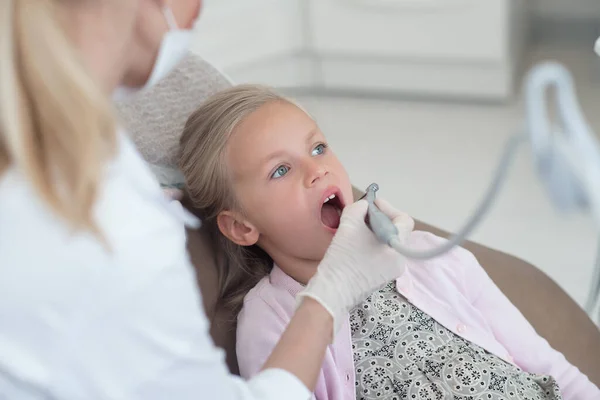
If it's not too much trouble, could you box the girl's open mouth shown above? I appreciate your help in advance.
[320,192,344,230]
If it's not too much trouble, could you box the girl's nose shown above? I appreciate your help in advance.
[305,159,329,187]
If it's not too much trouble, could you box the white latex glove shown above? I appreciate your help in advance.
[297,198,414,338]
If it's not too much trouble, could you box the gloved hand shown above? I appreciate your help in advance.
[297,198,414,338]
[373,197,415,237]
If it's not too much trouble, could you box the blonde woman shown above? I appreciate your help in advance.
[0,1,410,399]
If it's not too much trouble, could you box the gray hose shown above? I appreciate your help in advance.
[585,237,600,319]
[366,133,524,260]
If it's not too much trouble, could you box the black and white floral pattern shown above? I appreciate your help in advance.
[350,282,562,400]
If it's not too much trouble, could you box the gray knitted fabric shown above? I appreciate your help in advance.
[114,52,232,187]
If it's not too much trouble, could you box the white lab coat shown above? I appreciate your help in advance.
[0,131,310,400]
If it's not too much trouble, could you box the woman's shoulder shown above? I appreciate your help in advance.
[0,132,207,391]
[0,130,190,271]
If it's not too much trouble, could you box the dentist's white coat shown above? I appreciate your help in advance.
[0,131,309,400]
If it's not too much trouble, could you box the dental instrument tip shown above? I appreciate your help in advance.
[366,183,379,193]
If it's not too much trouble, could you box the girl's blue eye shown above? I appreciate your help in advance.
[271,165,290,179]
[312,143,327,156]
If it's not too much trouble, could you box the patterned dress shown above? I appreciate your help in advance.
[350,282,562,400]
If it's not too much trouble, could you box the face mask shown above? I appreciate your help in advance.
[114,6,194,100]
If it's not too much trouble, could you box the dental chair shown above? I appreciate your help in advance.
[116,53,600,386]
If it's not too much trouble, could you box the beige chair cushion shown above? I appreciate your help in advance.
[115,54,231,187]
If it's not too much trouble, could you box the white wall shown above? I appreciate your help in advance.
[192,0,304,70]
[190,0,525,99]
[532,0,600,19]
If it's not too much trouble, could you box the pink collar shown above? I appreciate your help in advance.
[269,264,305,297]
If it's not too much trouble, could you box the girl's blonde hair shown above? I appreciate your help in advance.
[179,84,296,314]
[0,0,116,233]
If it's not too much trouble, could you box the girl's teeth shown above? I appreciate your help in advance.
[323,194,337,203]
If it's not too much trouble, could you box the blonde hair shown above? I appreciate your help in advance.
[179,84,298,314]
[0,0,116,233]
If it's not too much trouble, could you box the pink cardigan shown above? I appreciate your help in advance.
[236,231,599,400]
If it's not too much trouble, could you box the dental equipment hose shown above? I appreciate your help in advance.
[363,61,600,318]
[364,131,523,260]
[585,238,600,316]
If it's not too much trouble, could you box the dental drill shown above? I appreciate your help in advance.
[363,57,600,319]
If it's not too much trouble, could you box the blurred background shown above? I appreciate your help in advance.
[191,1,600,311]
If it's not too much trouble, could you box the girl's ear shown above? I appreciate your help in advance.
[217,210,260,246]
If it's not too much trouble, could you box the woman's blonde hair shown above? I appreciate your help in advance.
[0,0,116,233]
[179,84,298,314]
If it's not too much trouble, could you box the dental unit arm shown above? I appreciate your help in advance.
[363,38,600,317]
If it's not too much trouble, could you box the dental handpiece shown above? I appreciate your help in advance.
[361,181,507,260]
[363,183,399,246]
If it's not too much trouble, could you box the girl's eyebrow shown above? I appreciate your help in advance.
[260,128,319,165]
[305,128,318,144]
[261,150,287,166]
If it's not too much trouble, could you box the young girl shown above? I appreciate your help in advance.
[178,85,599,400]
